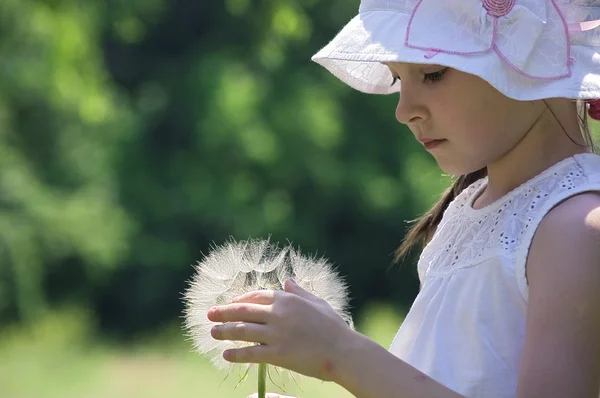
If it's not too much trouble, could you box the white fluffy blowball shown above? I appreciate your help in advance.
[183,238,354,376]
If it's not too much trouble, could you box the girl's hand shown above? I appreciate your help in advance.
[207,279,354,381]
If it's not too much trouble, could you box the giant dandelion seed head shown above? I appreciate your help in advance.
[182,238,354,376]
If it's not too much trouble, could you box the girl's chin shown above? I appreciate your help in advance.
[433,156,483,177]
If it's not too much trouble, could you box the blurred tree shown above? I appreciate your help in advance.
[0,0,449,336]
[0,0,136,323]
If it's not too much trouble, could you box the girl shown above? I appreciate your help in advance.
[207,0,600,397]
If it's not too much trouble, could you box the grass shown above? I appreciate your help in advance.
[0,302,405,398]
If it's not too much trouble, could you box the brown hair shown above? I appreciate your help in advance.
[394,99,597,262]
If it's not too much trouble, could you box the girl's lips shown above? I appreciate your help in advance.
[420,139,446,150]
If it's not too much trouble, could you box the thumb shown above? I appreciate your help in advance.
[284,278,320,302]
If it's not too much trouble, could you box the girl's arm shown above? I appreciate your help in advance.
[331,194,600,398]
[515,193,600,398]
[330,328,464,398]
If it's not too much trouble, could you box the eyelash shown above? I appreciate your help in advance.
[390,68,449,86]
[424,68,448,83]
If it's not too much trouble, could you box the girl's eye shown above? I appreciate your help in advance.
[423,68,448,83]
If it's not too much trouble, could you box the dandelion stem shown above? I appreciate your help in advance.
[258,363,267,398]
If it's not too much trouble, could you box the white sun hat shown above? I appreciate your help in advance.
[311,0,600,101]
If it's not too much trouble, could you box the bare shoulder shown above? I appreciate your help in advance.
[518,192,600,397]
[530,191,600,268]
[532,192,600,251]
[542,191,600,229]
[527,191,600,296]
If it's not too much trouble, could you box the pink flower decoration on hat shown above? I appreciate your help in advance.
[483,0,515,17]
[405,0,572,81]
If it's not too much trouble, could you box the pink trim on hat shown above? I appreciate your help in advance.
[569,20,600,32]
[494,0,572,81]
[404,0,579,81]
[404,0,495,57]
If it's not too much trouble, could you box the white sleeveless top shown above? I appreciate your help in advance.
[388,153,600,398]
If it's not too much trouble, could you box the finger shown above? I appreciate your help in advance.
[211,322,271,344]
[207,303,270,323]
[231,290,277,305]
[223,343,277,364]
[284,279,321,303]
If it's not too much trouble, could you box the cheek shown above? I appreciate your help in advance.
[428,78,528,173]
[473,116,525,156]
[433,126,509,175]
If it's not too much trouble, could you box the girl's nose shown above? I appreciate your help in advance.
[395,92,429,125]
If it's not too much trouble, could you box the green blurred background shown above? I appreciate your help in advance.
[4,0,582,397]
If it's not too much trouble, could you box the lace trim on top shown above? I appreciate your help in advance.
[418,156,588,280]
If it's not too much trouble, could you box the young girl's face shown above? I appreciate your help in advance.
[386,62,545,175]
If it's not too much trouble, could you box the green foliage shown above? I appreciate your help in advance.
[0,0,447,333]
[0,0,138,323]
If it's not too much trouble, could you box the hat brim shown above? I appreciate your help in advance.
[311,10,600,101]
